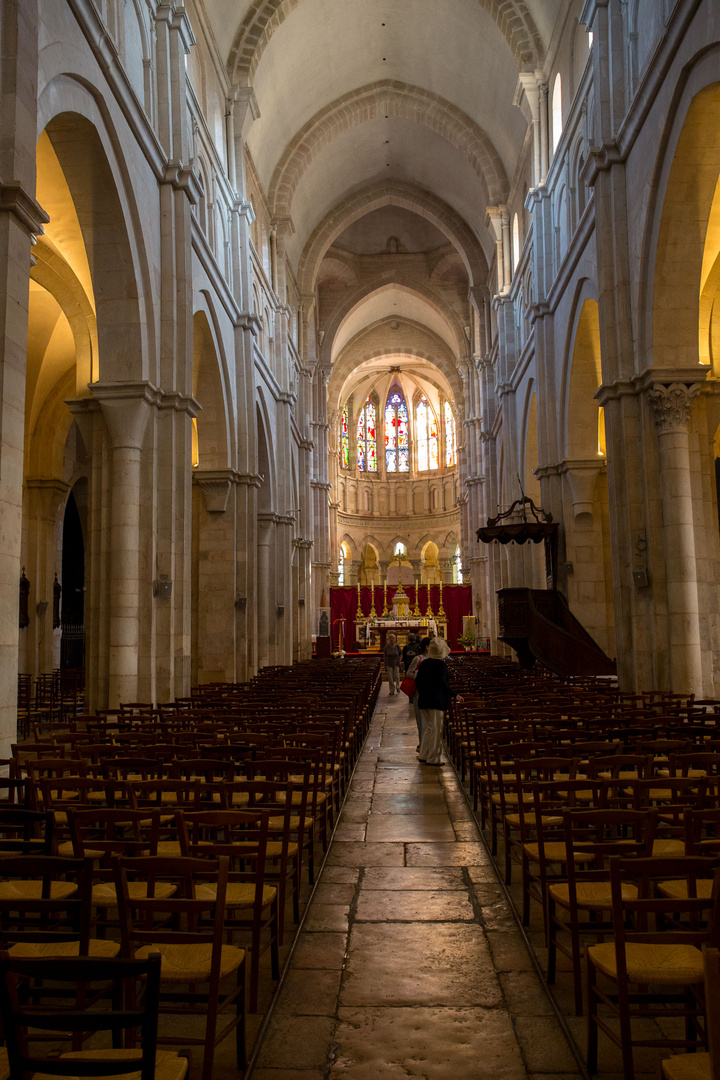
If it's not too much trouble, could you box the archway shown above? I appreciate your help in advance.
[563,298,614,657]
[256,404,275,670]
[191,309,235,684]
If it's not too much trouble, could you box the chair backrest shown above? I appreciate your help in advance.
[610,856,720,952]
[175,809,270,909]
[68,807,161,863]
[0,855,94,952]
[0,806,54,855]
[0,952,164,1080]
[114,854,231,969]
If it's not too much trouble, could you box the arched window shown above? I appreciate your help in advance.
[512,213,520,272]
[454,545,463,584]
[416,396,438,472]
[394,541,406,557]
[340,403,350,469]
[385,390,409,472]
[552,73,563,154]
[356,399,377,472]
[444,402,457,467]
[338,543,349,585]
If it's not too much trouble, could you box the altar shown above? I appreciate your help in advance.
[355,618,446,651]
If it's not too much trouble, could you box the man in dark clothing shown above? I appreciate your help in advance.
[402,634,419,672]
[415,636,463,766]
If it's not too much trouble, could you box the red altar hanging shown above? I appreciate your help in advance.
[329,585,472,651]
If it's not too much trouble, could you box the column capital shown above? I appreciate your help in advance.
[647,382,702,434]
[0,182,49,237]
[155,3,196,51]
[89,381,161,449]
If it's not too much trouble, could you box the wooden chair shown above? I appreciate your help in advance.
[0,854,120,960]
[175,808,279,1012]
[0,952,188,1079]
[587,856,720,1080]
[547,807,657,1016]
[499,754,578,885]
[114,853,246,1080]
[0,806,54,857]
[221,777,299,945]
[67,806,174,928]
[661,945,720,1080]
[520,778,602,930]
[249,757,316,882]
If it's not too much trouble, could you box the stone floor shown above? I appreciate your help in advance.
[247,685,585,1080]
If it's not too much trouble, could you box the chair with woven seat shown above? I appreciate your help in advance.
[547,807,657,1016]
[632,777,707,856]
[0,952,188,1080]
[126,778,204,855]
[0,806,54,857]
[221,777,300,944]
[587,855,720,1080]
[520,778,604,930]
[67,807,175,931]
[114,853,246,1080]
[499,754,578,886]
[0,854,120,962]
[175,808,278,1012]
[661,945,720,1080]
[249,757,316,882]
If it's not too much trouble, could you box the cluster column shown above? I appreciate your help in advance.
[91,383,157,708]
[647,382,703,695]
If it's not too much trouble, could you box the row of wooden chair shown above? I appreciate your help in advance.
[442,656,720,1080]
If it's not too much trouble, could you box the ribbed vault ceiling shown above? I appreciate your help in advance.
[204,0,567,383]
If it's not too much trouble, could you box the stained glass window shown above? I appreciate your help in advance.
[385,391,409,473]
[444,401,457,467]
[340,404,350,469]
[416,396,438,471]
[356,399,377,472]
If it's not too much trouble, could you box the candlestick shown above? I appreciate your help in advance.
[370,576,377,616]
[356,580,362,617]
[412,578,420,616]
[382,579,389,616]
[427,583,434,618]
[438,577,446,618]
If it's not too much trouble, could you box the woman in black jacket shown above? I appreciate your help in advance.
[415,637,463,766]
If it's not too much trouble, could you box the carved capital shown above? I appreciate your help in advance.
[647,382,701,434]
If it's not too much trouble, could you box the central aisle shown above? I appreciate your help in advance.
[250,684,579,1079]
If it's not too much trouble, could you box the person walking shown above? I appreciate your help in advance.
[405,635,430,750]
[415,637,463,766]
[402,633,419,672]
[384,632,402,695]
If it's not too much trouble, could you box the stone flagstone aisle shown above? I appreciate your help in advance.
[249,684,581,1080]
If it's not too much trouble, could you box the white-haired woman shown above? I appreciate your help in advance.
[415,637,463,766]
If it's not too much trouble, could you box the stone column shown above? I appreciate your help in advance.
[485,207,507,294]
[192,469,240,684]
[0,0,46,754]
[647,381,703,695]
[256,514,276,670]
[23,479,70,677]
[91,383,157,708]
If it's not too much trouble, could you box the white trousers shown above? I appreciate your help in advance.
[418,709,444,764]
[386,666,400,693]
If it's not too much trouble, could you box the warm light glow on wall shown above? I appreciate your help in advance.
[598,407,606,457]
[192,418,199,467]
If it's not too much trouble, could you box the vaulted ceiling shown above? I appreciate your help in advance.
[204,0,569,378]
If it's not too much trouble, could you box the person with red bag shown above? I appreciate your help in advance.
[415,637,464,766]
